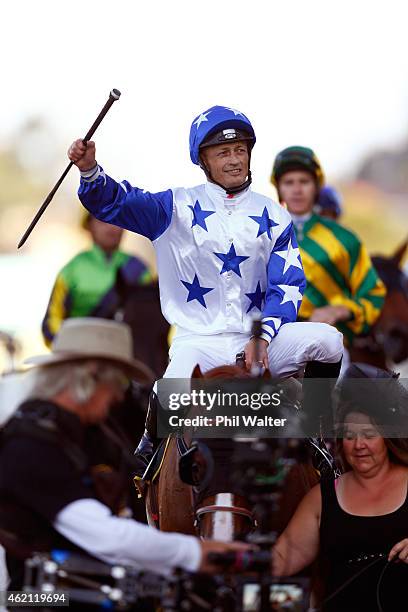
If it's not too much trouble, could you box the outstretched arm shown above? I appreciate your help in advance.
[273,484,321,576]
[54,499,252,576]
[68,140,174,241]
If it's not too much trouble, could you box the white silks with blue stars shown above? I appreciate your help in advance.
[79,170,306,344]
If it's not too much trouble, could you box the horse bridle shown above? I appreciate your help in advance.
[194,502,257,530]
[177,437,257,530]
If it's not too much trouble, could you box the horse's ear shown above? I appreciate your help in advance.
[391,239,408,267]
[262,368,272,380]
[192,364,203,379]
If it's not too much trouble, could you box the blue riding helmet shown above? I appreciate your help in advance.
[189,105,256,166]
[315,185,343,218]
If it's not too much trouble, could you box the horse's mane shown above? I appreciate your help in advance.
[202,364,252,379]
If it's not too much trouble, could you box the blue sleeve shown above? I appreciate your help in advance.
[78,166,173,241]
[261,222,306,342]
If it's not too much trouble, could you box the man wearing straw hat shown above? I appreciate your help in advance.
[0,318,249,589]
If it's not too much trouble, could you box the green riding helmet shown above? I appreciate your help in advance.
[271,146,325,188]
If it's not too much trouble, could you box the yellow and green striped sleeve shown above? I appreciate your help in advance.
[335,240,386,336]
[41,273,72,347]
[298,217,386,343]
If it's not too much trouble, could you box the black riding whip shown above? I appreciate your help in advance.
[18,88,121,248]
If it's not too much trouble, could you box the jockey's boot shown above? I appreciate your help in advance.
[133,390,159,479]
[303,358,342,439]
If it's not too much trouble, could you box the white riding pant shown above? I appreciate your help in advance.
[164,322,343,379]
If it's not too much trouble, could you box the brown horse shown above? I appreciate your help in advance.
[350,239,408,369]
[144,364,319,541]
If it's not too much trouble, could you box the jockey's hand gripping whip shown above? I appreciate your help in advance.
[18,89,121,248]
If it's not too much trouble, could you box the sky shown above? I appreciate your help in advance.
[2,0,408,196]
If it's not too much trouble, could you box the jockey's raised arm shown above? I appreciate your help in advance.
[69,138,174,241]
[78,168,174,241]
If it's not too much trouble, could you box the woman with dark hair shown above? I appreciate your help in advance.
[273,364,408,611]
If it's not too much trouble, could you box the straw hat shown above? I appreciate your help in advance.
[25,318,154,384]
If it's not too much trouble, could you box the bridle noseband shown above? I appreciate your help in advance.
[194,502,257,530]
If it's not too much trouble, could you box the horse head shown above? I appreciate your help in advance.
[371,239,408,364]
[177,362,257,540]
[180,361,308,541]
[152,360,313,541]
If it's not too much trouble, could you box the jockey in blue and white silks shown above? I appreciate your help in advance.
[74,106,343,378]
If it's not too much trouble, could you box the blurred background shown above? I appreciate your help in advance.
[1,0,407,373]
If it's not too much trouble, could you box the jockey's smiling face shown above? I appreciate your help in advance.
[278,170,318,215]
[201,141,249,190]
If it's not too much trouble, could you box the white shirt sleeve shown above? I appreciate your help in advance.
[53,498,201,576]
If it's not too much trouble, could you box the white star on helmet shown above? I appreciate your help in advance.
[226,108,245,117]
[194,112,211,129]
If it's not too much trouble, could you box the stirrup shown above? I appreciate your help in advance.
[133,431,155,478]
[308,437,341,479]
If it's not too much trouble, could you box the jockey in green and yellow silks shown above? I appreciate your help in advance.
[42,215,152,346]
[271,146,386,346]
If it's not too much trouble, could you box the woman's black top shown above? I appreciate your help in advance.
[319,476,408,612]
